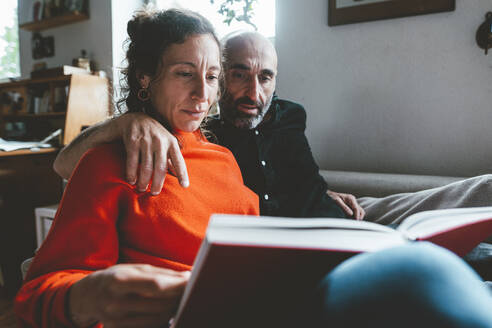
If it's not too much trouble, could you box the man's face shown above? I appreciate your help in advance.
[219,37,277,129]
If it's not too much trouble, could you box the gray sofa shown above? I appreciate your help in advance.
[319,170,465,198]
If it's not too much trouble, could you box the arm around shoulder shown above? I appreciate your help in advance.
[53,115,124,179]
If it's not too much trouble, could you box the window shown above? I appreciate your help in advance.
[153,0,275,39]
[0,0,20,79]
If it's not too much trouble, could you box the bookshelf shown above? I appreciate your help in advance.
[0,74,110,145]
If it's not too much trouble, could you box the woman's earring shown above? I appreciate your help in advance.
[137,88,150,101]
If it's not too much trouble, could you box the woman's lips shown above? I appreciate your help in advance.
[182,109,205,119]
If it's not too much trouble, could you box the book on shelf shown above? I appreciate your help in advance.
[172,207,492,328]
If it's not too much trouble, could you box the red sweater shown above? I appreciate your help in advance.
[15,131,259,327]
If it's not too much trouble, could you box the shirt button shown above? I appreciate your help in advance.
[264,194,269,200]
[254,130,259,135]
[261,160,266,166]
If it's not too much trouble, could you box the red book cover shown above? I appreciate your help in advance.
[172,207,492,328]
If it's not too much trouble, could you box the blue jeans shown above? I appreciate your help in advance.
[306,243,492,328]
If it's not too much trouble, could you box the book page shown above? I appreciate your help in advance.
[398,206,492,240]
[0,138,51,152]
[211,215,396,232]
[207,215,405,253]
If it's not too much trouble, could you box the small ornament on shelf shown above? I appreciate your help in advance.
[72,49,91,71]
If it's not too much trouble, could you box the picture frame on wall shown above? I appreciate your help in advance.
[328,0,456,26]
[64,0,86,13]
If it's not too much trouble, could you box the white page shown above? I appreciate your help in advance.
[0,138,51,151]
[397,206,492,240]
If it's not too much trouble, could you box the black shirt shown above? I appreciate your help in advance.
[207,96,345,218]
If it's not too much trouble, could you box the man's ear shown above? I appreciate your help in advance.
[136,70,151,89]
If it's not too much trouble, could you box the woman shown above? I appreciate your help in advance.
[15,8,492,328]
[15,8,258,327]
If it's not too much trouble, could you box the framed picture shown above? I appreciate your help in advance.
[64,0,86,13]
[328,0,456,26]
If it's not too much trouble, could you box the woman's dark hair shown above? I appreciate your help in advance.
[118,7,220,136]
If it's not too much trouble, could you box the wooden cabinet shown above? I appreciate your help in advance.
[0,74,110,296]
[0,74,110,145]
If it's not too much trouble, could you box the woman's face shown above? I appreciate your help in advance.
[145,34,221,132]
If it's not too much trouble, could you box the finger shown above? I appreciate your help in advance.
[345,197,361,220]
[359,207,366,220]
[168,139,189,188]
[168,159,176,177]
[110,272,188,297]
[125,138,140,185]
[150,149,167,196]
[334,198,353,217]
[347,197,364,221]
[137,140,153,192]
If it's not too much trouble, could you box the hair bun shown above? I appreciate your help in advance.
[127,9,156,42]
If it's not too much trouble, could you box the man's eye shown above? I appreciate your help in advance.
[259,75,272,82]
[177,72,193,77]
[231,72,245,79]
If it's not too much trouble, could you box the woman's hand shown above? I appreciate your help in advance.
[68,264,190,328]
[117,112,189,195]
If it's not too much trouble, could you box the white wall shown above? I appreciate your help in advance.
[111,0,144,109]
[18,0,113,79]
[275,0,492,177]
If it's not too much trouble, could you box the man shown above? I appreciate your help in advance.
[53,32,492,226]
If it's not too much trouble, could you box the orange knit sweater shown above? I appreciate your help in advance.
[15,131,259,327]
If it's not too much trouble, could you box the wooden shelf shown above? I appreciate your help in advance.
[0,147,58,157]
[19,12,89,32]
[0,75,71,88]
[2,112,66,120]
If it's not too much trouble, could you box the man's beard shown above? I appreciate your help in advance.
[219,91,273,130]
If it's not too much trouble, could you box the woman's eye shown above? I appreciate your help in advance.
[207,75,218,81]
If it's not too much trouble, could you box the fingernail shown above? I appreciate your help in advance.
[138,185,149,192]
[151,191,160,196]
[127,178,136,185]
[181,179,189,188]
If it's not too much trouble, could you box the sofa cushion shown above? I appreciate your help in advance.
[320,170,465,198]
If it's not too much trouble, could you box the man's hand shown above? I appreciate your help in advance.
[117,113,189,195]
[54,112,189,195]
[327,190,365,220]
[68,264,190,328]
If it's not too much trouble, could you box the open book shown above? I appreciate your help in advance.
[172,207,492,328]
